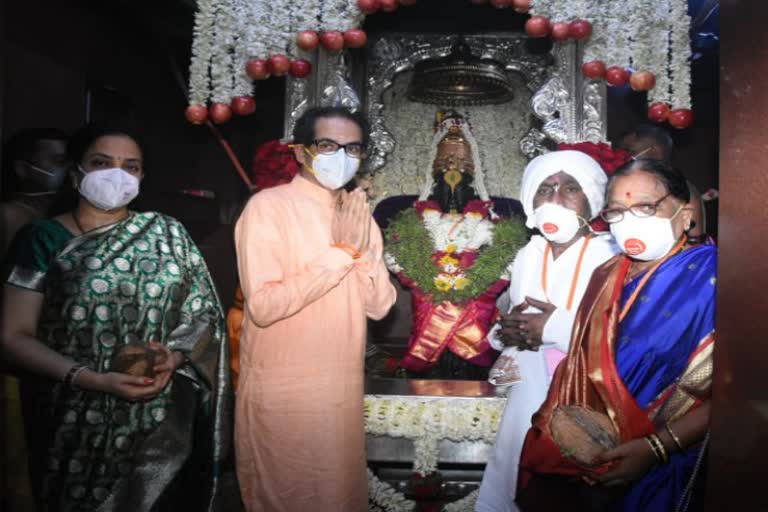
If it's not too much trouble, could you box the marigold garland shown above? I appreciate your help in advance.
[385,209,527,304]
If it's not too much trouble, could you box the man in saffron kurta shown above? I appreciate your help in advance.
[234,107,396,512]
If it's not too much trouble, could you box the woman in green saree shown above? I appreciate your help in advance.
[0,124,233,511]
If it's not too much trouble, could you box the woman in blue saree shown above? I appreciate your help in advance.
[516,159,714,512]
[0,124,233,511]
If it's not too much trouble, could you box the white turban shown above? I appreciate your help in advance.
[520,150,608,228]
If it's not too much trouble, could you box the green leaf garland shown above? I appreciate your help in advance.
[385,209,528,304]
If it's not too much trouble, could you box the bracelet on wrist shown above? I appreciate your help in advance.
[63,363,88,390]
[644,433,669,464]
[665,422,684,451]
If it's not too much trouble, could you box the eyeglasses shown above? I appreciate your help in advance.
[311,138,366,159]
[600,192,672,223]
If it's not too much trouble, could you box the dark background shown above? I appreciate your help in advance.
[0,0,719,311]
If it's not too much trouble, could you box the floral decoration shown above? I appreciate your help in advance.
[385,204,527,304]
[556,141,632,176]
[251,139,301,191]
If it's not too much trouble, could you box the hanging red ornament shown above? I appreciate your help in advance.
[569,19,593,40]
[550,22,571,41]
[647,102,671,123]
[489,0,512,8]
[380,0,398,12]
[209,103,232,125]
[343,29,368,48]
[605,66,630,86]
[289,59,313,78]
[185,105,208,125]
[296,31,320,51]
[231,96,256,116]
[525,16,551,38]
[582,60,606,79]
[629,70,656,91]
[319,31,345,52]
[246,59,270,80]
[268,54,291,76]
[668,109,694,129]
[512,0,531,13]
[357,0,380,14]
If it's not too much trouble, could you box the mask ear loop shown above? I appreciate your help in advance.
[23,161,56,177]
[288,144,319,175]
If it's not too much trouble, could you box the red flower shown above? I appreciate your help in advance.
[557,141,631,176]
[415,200,442,217]
[251,139,301,191]
[463,199,491,217]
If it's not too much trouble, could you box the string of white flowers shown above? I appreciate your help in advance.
[364,396,505,475]
[367,468,417,512]
[231,0,253,97]
[367,468,480,512]
[188,0,215,105]
[244,0,269,59]
[189,0,691,108]
[294,0,321,32]
[669,0,692,108]
[209,0,236,104]
[647,0,673,105]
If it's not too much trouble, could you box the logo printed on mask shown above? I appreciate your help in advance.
[533,203,584,244]
[623,238,647,256]
[542,223,559,235]
[610,205,683,261]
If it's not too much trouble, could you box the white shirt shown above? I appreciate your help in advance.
[477,232,620,512]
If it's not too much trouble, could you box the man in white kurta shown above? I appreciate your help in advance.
[476,151,620,512]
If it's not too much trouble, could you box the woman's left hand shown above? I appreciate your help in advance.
[591,438,658,487]
[146,342,186,397]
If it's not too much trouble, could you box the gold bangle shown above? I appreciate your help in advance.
[649,433,669,464]
[644,436,663,464]
[665,423,684,451]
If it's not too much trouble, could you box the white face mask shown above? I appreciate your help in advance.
[610,207,682,261]
[78,167,140,210]
[533,203,585,244]
[305,149,360,190]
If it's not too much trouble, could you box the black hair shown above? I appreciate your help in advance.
[3,128,68,164]
[620,124,674,160]
[67,122,144,167]
[610,158,691,203]
[291,106,371,149]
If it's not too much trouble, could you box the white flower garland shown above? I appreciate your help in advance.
[209,0,237,104]
[364,396,505,475]
[367,470,480,512]
[189,0,692,109]
[365,396,504,511]
[188,0,215,105]
[669,0,692,109]
[421,210,494,253]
